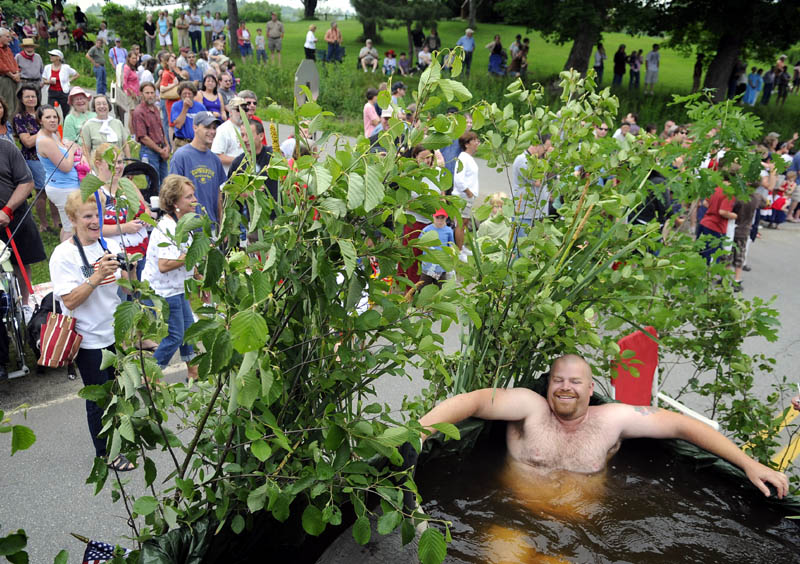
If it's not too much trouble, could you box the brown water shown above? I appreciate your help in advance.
[416,438,800,564]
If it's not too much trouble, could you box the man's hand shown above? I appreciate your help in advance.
[122,219,145,234]
[183,97,194,109]
[744,461,789,498]
[159,147,170,160]
[0,209,11,228]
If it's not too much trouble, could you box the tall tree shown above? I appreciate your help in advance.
[664,0,800,102]
[351,0,450,56]
[301,0,318,20]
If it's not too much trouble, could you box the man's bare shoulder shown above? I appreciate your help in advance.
[472,387,548,422]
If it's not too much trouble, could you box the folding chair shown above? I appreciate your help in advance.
[611,326,719,430]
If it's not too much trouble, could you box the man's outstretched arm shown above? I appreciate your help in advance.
[419,388,544,439]
[615,405,789,498]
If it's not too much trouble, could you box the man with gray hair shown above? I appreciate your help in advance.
[239,89,267,145]
[0,28,20,108]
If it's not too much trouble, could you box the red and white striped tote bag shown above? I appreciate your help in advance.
[38,312,83,368]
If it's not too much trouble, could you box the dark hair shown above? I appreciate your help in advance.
[411,144,431,158]
[36,104,58,124]
[144,57,157,73]
[200,73,218,95]
[245,119,265,136]
[0,96,9,123]
[89,94,110,112]
[366,87,378,100]
[177,81,198,96]
[16,85,41,113]
[458,131,478,151]
[644,123,657,134]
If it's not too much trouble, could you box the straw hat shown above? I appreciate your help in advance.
[21,38,37,48]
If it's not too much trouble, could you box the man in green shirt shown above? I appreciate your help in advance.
[85,37,106,95]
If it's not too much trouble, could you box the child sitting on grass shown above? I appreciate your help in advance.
[419,208,455,288]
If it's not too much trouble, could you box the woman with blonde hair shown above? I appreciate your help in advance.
[49,189,135,471]
[304,24,318,60]
[141,175,200,382]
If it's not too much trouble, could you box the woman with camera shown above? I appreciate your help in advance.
[49,190,135,471]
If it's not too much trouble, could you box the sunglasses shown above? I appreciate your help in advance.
[598,127,609,131]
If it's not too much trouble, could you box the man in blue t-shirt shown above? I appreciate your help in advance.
[455,28,475,78]
[170,81,207,145]
[169,111,226,225]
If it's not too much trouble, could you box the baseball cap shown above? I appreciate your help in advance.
[47,49,64,59]
[193,111,222,127]
[433,208,448,218]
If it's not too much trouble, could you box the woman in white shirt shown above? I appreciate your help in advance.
[49,190,134,471]
[304,24,317,60]
[453,131,480,249]
[41,49,79,116]
[141,175,199,381]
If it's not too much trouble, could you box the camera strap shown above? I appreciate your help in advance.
[72,234,96,279]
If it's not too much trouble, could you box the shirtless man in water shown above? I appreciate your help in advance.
[420,354,789,495]
[419,355,790,562]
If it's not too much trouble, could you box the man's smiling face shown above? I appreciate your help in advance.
[547,357,594,421]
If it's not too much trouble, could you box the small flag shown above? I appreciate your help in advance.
[82,539,130,564]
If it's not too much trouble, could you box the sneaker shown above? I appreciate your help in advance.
[21,304,33,324]
[742,265,752,272]
[733,281,743,292]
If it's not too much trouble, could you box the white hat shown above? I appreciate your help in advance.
[47,49,64,59]
[381,108,393,119]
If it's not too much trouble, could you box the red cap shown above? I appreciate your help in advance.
[433,208,448,218]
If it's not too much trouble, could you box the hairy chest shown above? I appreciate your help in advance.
[506,414,620,474]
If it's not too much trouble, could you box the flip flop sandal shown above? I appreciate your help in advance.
[108,454,136,472]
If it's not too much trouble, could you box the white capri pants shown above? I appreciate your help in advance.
[45,185,79,232]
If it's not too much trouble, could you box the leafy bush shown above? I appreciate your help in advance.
[100,3,147,48]
[69,54,796,563]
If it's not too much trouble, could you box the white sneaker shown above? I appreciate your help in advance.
[22,304,33,324]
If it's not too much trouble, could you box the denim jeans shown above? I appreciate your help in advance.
[146,294,195,368]
[75,345,116,457]
[159,100,171,150]
[190,30,202,53]
[93,65,107,95]
[25,159,45,190]
[629,70,640,90]
[140,145,168,188]
[256,48,267,63]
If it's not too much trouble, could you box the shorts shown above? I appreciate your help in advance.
[0,203,47,266]
[268,37,282,52]
[44,185,79,232]
[159,33,172,46]
[644,70,659,85]
[731,237,746,268]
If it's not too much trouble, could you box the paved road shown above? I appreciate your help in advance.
[2,143,799,561]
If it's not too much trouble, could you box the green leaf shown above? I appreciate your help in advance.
[99,348,117,371]
[251,439,272,462]
[347,174,365,210]
[364,165,385,212]
[118,415,135,442]
[431,423,460,441]
[211,331,233,373]
[338,239,357,277]
[10,425,36,455]
[203,248,226,286]
[231,514,245,535]
[401,519,415,545]
[0,530,27,556]
[418,527,447,564]
[314,164,333,196]
[143,457,157,487]
[247,484,268,512]
[113,301,137,344]
[53,550,69,564]
[79,173,105,202]
[352,516,371,545]
[185,232,211,269]
[79,384,108,403]
[133,495,158,516]
[230,310,269,353]
[302,504,326,536]
[377,510,403,535]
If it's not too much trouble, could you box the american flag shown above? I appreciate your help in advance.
[82,539,129,564]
